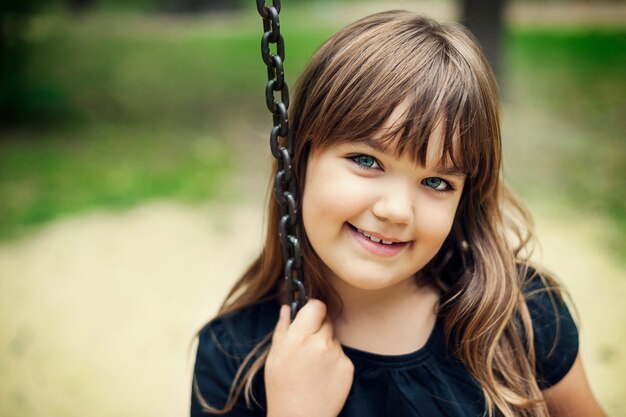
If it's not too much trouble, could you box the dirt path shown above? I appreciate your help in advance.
[0,199,624,417]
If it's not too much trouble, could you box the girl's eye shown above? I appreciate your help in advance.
[422,177,452,192]
[351,154,381,170]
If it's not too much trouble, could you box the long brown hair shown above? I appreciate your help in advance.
[194,10,562,417]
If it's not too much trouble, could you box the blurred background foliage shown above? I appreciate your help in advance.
[0,0,624,259]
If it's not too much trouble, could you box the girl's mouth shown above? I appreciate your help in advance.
[346,223,410,256]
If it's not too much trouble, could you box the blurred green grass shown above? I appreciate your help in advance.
[1,11,624,254]
[0,125,232,237]
[0,12,334,240]
[505,28,626,255]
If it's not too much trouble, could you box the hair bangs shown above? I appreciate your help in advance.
[299,14,485,179]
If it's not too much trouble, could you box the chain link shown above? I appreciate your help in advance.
[257,0,308,320]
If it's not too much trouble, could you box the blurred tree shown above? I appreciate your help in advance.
[68,0,97,14]
[159,0,243,13]
[0,1,43,126]
[461,0,507,86]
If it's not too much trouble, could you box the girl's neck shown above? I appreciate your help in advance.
[328,275,440,355]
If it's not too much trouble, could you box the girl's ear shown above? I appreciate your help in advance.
[452,186,470,253]
[453,217,469,252]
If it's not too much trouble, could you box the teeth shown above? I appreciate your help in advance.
[356,228,395,245]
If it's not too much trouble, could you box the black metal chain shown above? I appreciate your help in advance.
[256,0,308,321]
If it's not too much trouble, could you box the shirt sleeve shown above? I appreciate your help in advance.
[190,322,263,417]
[524,276,579,390]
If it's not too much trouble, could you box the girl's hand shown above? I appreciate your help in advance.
[265,300,354,417]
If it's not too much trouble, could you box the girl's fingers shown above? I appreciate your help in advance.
[290,299,327,336]
[317,316,335,341]
[272,304,291,346]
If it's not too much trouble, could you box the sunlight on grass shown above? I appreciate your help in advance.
[0,124,232,239]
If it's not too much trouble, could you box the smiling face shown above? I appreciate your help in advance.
[290,12,501,302]
[302,113,466,295]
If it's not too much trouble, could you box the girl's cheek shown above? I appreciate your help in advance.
[314,173,370,204]
[330,178,369,198]
[414,198,458,235]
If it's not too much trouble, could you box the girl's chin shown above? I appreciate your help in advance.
[330,271,414,292]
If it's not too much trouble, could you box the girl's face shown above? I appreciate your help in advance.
[302,111,466,295]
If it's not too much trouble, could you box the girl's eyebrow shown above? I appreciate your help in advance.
[352,137,394,157]
[434,166,466,179]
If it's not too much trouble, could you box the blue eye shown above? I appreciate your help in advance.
[351,154,380,170]
[423,177,451,192]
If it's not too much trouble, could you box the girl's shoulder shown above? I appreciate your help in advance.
[519,267,579,389]
[191,298,279,416]
[200,297,281,356]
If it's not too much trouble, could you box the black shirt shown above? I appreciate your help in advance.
[191,277,578,416]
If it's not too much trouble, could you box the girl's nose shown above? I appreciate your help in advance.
[371,188,414,225]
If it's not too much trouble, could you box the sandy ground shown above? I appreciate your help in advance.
[0,198,624,417]
[0,201,265,417]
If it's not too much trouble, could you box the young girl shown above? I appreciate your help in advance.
[191,10,604,417]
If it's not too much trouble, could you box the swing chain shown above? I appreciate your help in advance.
[257,0,308,321]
